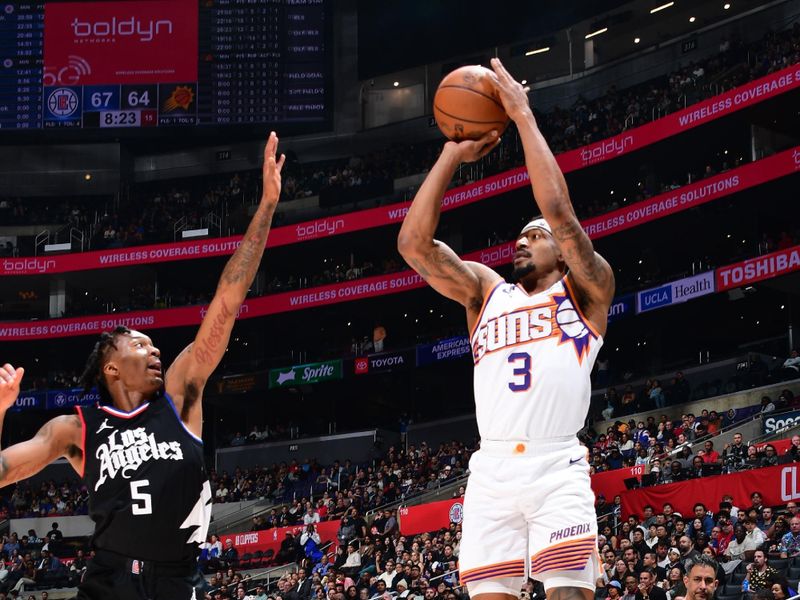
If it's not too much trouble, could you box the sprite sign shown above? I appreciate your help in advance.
[269,359,343,389]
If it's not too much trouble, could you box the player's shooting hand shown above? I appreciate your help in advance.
[0,363,24,412]
[489,58,532,122]
[262,131,286,206]
[444,130,501,164]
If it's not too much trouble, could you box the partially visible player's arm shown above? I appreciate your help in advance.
[165,132,285,430]
[0,364,83,486]
[490,58,615,329]
[398,135,503,326]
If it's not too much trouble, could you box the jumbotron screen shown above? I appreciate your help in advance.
[0,0,329,130]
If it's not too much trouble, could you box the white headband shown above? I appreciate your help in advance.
[520,218,552,236]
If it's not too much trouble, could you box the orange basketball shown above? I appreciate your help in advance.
[433,65,510,141]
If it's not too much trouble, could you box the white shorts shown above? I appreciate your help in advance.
[458,438,601,593]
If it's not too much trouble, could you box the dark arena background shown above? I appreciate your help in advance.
[0,0,799,598]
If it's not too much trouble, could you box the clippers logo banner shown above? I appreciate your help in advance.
[43,0,198,85]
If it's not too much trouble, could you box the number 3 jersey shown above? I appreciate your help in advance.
[470,277,603,442]
[76,395,211,564]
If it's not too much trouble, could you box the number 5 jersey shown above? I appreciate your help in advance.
[76,395,211,564]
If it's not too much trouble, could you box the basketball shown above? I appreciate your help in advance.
[433,65,510,141]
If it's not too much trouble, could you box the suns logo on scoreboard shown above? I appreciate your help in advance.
[47,88,79,117]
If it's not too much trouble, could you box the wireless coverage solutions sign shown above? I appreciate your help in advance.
[43,0,198,85]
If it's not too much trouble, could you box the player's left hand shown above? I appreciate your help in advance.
[0,363,24,413]
[262,131,286,206]
[489,58,532,122]
[444,130,501,163]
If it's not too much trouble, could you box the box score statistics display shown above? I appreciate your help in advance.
[0,0,328,129]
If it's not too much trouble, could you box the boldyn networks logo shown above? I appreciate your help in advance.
[3,258,56,275]
[295,219,345,240]
[579,135,634,165]
[70,17,174,43]
[480,244,514,266]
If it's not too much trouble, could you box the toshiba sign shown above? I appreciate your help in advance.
[44,0,198,85]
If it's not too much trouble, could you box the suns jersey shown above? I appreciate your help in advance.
[470,276,603,442]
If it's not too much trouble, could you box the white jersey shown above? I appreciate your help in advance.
[470,276,602,442]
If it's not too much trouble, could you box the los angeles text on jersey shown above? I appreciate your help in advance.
[95,426,183,491]
[472,300,557,363]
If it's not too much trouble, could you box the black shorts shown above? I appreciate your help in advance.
[77,550,206,600]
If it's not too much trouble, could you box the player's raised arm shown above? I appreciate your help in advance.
[0,364,83,487]
[397,135,503,322]
[165,132,285,424]
[489,58,615,326]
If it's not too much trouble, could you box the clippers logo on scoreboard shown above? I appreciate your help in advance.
[47,88,79,117]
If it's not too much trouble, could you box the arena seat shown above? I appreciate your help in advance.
[770,558,789,572]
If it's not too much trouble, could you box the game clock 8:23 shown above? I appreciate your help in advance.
[82,85,158,128]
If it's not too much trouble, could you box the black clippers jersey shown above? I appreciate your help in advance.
[76,395,211,563]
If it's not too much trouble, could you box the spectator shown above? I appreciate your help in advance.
[621,574,639,600]
[745,446,762,469]
[781,350,800,378]
[678,535,701,570]
[607,580,623,600]
[300,524,323,565]
[693,504,714,536]
[46,522,62,542]
[786,436,800,461]
[745,518,768,548]
[700,442,719,464]
[303,505,321,526]
[341,543,362,578]
[761,445,779,467]
[770,578,792,600]
[779,516,800,558]
[635,567,667,600]
[744,550,778,590]
[295,567,313,600]
[664,566,685,600]
[723,523,751,565]
[759,507,776,533]
[221,538,239,569]
[649,380,666,410]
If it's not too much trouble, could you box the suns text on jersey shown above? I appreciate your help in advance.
[472,302,556,363]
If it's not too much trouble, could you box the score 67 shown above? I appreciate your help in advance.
[507,352,532,392]
[84,86,120,110]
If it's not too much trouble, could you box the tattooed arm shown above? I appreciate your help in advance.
[0,364,83,486]
[490,58,614,335]
[398,134,504,332]
[165,132,285,433]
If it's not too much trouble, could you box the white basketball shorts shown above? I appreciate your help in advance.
[458,438,601,593]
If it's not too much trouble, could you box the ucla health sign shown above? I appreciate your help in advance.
[637,272,715,314]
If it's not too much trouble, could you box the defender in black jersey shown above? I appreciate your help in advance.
[0,132,287,600]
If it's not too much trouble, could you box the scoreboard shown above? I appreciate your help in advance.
[0,0,330,131]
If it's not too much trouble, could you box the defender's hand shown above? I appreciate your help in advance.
[262,131,286,206]
[444,130,501,164]
[0,364,24,412]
